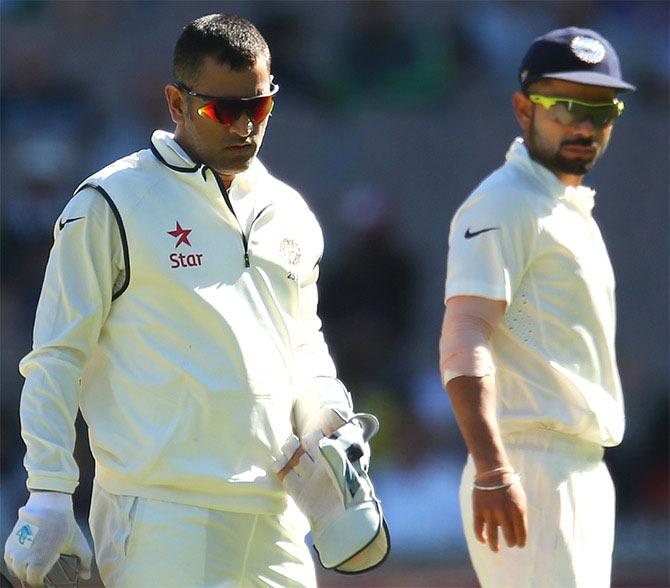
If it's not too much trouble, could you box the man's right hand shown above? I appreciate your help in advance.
[473,479,528,552]
[4,492,92,586]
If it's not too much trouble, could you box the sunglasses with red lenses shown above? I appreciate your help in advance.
[174,81,279,125]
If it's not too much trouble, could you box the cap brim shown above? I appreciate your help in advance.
[542,70,636,92]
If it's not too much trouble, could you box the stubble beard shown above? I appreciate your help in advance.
[179,109,260,176]
[210,149,257,177]
[527,117,608,177]
[193,133,259,177]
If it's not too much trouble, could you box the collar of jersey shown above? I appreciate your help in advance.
[151,130,200,172]
[506,138,595,216]
[150,129,268,194]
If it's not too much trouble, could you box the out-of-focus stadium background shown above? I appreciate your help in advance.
[1,1,667,586]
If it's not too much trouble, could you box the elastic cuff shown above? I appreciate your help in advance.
[27,474,78,494]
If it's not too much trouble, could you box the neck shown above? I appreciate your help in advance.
[554,171,584,187]
[173,132,201,166]
[173,131,236,189]
[219,174,235,189]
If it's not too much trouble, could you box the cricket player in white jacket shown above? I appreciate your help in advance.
[4,14,388,587]
[439,28,635,588]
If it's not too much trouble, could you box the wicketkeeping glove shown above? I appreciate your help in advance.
[4,492,92,586]
[274,413,390,573]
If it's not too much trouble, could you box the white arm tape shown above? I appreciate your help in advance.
[439,296,505,387]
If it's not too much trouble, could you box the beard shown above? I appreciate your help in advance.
[527,116,609,177]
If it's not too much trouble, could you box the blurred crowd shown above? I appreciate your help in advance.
[1,0,668,581]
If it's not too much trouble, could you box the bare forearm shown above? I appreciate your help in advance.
[446,375,510,474]
[440,299,527,552]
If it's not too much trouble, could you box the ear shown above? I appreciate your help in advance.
[165,84,186,125]
[512,92,533,133]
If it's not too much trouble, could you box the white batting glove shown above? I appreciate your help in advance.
[4,492,92,586]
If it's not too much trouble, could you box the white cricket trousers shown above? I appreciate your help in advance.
[460,430,615,588]
[89,482,316,588]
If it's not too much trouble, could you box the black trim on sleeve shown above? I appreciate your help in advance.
[74,183,131,300]
[149,140,200,173]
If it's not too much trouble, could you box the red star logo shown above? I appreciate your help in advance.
[167,221,192,248]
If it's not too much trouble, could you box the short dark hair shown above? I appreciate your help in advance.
[173,14,271,85]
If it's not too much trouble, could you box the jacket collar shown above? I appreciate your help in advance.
[506,137,595,216]
[150,130,200,172]
[149,130,269,194]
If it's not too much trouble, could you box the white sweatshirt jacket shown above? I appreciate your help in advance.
[19,130,342,514]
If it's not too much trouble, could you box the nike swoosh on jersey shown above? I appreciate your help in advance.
[58,216,85,231]
[464,226,500,239]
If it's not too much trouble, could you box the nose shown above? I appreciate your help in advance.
[570,117,596,134]
[228,113,253,137]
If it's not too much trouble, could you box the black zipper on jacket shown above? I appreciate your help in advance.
[212,172,251,268]
[150,141,253,268]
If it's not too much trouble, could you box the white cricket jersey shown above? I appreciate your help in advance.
[19,130,340,513]
[445,138,624,447]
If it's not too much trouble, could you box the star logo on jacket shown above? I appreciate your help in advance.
[167,221,192,248]
[167,221,204,269]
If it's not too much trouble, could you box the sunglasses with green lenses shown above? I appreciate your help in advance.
[528,94,624,129]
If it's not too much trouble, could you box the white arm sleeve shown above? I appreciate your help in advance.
[19,187,123,492]
[438,295,506,387]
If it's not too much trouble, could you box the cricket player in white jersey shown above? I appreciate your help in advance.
[4,13,388,587]
[439,27,635,587]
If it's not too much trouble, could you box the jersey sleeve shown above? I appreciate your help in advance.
[19,187,124,493]
[445,190,537,305]
[289,206,356,426]
[293,251,337,382]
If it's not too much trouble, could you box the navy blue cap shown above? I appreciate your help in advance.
[519,27,636,92]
